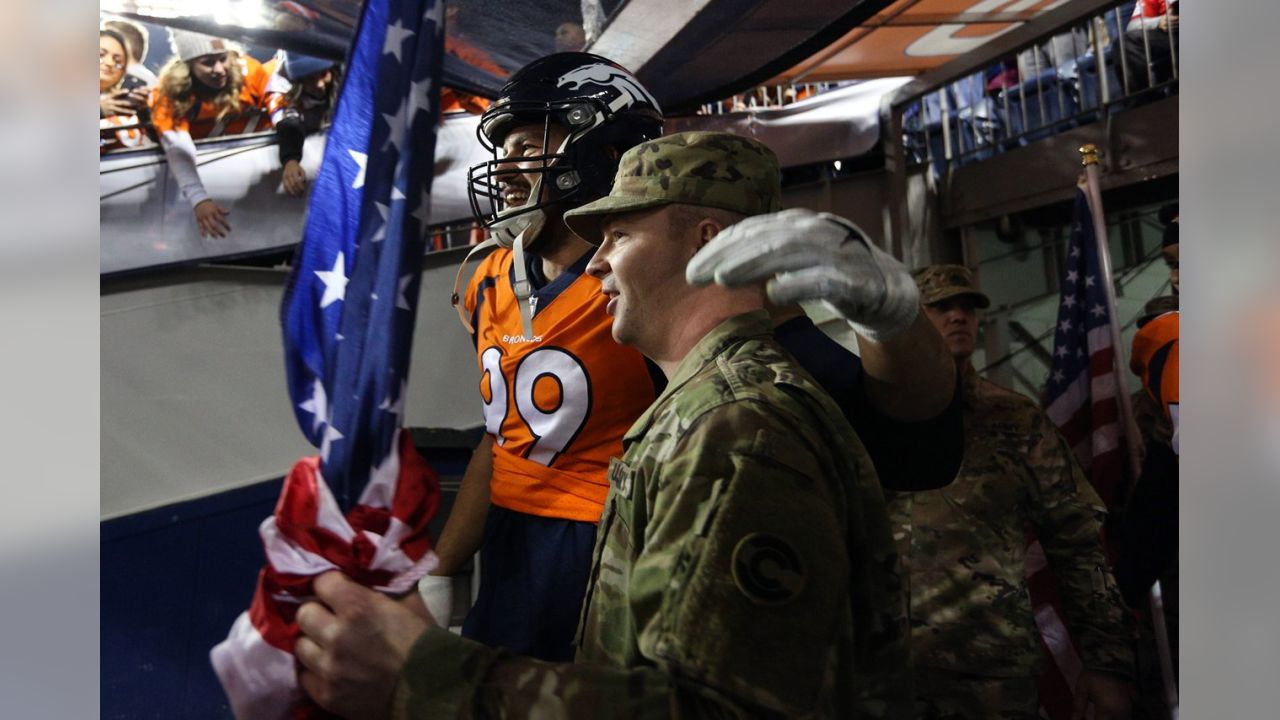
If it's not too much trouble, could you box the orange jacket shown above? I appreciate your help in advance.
[150,55,275,139]
[1131,310,1179,452]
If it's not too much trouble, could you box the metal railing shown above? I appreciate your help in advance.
[892,0,1177,176]
[694,82,851,115]
[878,0,1178,259]
[425,220,486,251]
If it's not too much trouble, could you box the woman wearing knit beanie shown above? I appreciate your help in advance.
[148,29,275,238]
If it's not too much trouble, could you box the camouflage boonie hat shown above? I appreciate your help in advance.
[563,131,782,244]
[912,264,991,308]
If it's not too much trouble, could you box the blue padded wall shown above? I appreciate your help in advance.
[102,437,473,719]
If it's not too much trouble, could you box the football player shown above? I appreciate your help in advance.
[424,53,666,661]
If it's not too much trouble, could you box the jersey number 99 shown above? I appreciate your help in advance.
[480,346,592,466]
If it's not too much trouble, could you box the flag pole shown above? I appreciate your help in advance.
[1078,144,1143,480]
[1079,144,1178,720]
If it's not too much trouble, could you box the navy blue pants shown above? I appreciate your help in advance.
[461,505,598,661]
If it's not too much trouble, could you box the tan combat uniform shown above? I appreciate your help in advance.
[888,366,1134,718]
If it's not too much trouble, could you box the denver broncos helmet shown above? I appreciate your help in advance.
[467,52,663,246]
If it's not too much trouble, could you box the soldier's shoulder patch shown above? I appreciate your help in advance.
[731,532,806,605]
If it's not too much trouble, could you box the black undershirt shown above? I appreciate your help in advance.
[773,315,963,492]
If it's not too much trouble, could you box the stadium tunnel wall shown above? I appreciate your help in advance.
[101,249,483,718]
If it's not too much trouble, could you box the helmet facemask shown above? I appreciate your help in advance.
[453,52,663,337]
[467,96,624,249]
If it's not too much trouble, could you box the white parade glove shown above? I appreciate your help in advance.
[417,574,454,628]
[686,208,919,342]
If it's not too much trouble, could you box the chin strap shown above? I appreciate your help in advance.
[449,225,540,340]
[450,235,500,335]
[509,231,538,340]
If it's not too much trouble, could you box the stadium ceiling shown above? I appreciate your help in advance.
[101,0,904,112]
[761,0,1079,83]
[102,0,1082,111]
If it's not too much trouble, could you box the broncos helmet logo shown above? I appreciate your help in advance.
[556,63,661,113]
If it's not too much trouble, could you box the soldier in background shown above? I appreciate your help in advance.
[895,265,1135,719]
[289,132,910,719]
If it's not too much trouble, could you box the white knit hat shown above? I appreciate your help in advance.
[168,29,230,62]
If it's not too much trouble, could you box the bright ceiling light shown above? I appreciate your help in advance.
[102,0,266,28]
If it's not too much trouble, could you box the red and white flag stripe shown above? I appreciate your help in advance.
[210,429,440,720]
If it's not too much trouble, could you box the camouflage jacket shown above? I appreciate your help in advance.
[885,366,1133,679]
[392,311,909,719]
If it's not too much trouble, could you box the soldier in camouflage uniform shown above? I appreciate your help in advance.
[897,264,1135,719]
[291,131,911,719]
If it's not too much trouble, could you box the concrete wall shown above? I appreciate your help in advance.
[101,247,482,518]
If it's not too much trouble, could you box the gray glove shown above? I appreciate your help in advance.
[417,574,454,628]
[686,208,919,342]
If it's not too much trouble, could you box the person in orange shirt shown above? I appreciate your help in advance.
[149,30,274,238]
[99,29,149,154]
[429,54,666,662]
[1132,309,1179,448]
[1132,204,1180,442]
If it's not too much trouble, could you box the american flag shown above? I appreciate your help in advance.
[281,0,444,508]
[211,0,445,717]
[1031,188,1129,719]
[1045,189,1126,505]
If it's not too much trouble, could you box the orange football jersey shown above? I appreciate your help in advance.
[464,247,658,522]
[1131,310,1179,452]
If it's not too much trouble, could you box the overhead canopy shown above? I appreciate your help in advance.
[764,0,1076,83]
[589,0,894,111]
[101,0,898,111]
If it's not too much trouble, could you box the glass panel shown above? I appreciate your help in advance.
[972,199,1177,399]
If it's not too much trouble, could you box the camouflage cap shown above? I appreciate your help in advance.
[912,264,991,308]
[563,131,782,244]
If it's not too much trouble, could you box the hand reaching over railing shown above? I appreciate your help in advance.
[194,199,232,239]
[282,159,309,197]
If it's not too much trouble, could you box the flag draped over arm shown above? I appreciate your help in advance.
[1030,188,1131,719]
[210,0,445,717]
